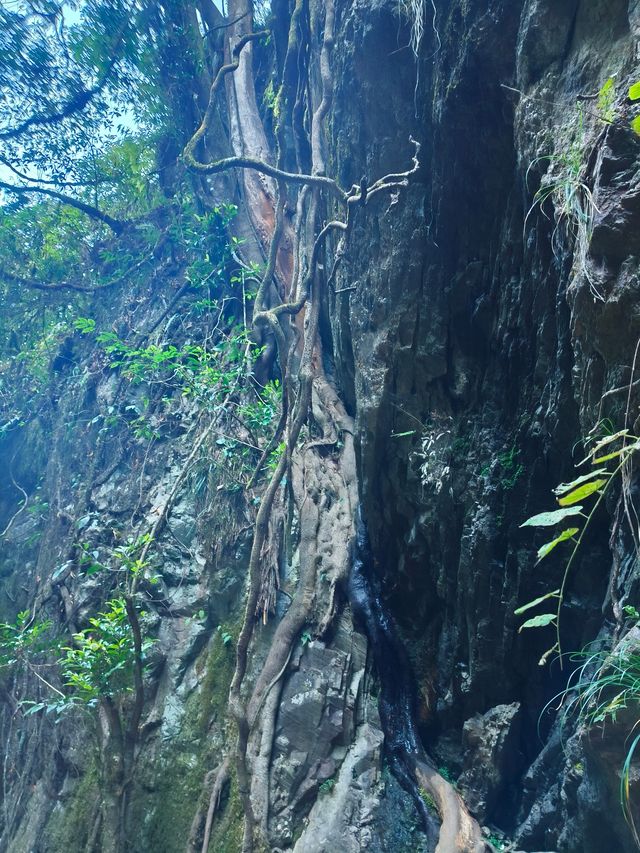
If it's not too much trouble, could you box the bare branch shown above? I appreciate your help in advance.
[183,30,269,169]
[185,153,346,198]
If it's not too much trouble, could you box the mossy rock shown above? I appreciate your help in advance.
[47,758,99,853]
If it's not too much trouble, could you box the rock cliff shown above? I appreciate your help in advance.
[2,1,640,851]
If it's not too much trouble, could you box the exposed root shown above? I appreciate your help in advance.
[249,678,283,837]
[201,757,231,853]
[183,30,270,174]
[255,491,285,622]
[414,760,486,853]
[179,3,420,849]
[84,801,102,853]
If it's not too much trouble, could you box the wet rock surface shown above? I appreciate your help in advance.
[458,702,523,823]
[269,625,368,843]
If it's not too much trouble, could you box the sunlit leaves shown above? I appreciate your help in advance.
[536,528,579,563]
[514,589,561,616]
[552,469,609,496]
[517,422,640,660]
[520,506,584,527]
[519,613,556,631]
[61,597,141,702]
[1,537,156,712]
[0,611,53,668]
[557,478,607,506]
[628,81,640,136]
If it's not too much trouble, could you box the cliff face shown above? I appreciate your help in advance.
[2,1,640,851]
[331,2,640,850]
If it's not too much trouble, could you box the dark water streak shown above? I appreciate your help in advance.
[348,513,439,845]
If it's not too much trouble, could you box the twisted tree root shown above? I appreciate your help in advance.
[414,760,487,853]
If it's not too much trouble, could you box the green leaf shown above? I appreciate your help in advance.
[22,702,47,716]
[589,429,629,455]
[552,469,609,496]
[536,528,580,562]
[391,430,416,438]
[593,438,640,464]
[520,506,584,527]
[592,449,625,463]
[629,81,640,101]
[557,478,607,506]
[73,317,96,334]
[632,115,640,136]
[519,613,556,632]
[623,605,640,621]
[514,589,561,616]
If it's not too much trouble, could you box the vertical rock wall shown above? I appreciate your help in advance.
[328,0,640,850]
[2,1,640,851]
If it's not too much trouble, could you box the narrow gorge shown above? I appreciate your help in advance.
[1,1,640,852]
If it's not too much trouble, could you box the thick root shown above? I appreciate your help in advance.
[414,760,487,853]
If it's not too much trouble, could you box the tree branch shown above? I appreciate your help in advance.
[0,180,126,234]
[0,251,152,294]
[0,80,107,142]
[0,156,111,189]
[0,24,125,142]
[187,153,346,197]
[183,30,270,169]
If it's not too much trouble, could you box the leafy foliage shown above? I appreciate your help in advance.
[525,101,604,299]
[62,597,151,704]
[597,77,616,123]
[525,107,596,235]
[0,0,164,183]
[0,535,154,715]
[520,506,584,528]
[0,611,53,669]
[518,425,639,663]
[318,777,336,795]
[548,641,640,844]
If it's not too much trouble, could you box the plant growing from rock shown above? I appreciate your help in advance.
[597,77,616,124]
[0,2,483,851]
[0,536,154,853]
[0,611,57,698]
[525,101,603,300]
[518,427,640,664]
[629,80,640,135]
[545,637,640,846]
[318,776,336,795]
[178,3,486,851]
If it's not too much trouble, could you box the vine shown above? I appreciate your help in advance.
[176,3,482,852]
[518,427,640,664]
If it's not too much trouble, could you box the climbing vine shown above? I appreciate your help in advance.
[174,3,488,852]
